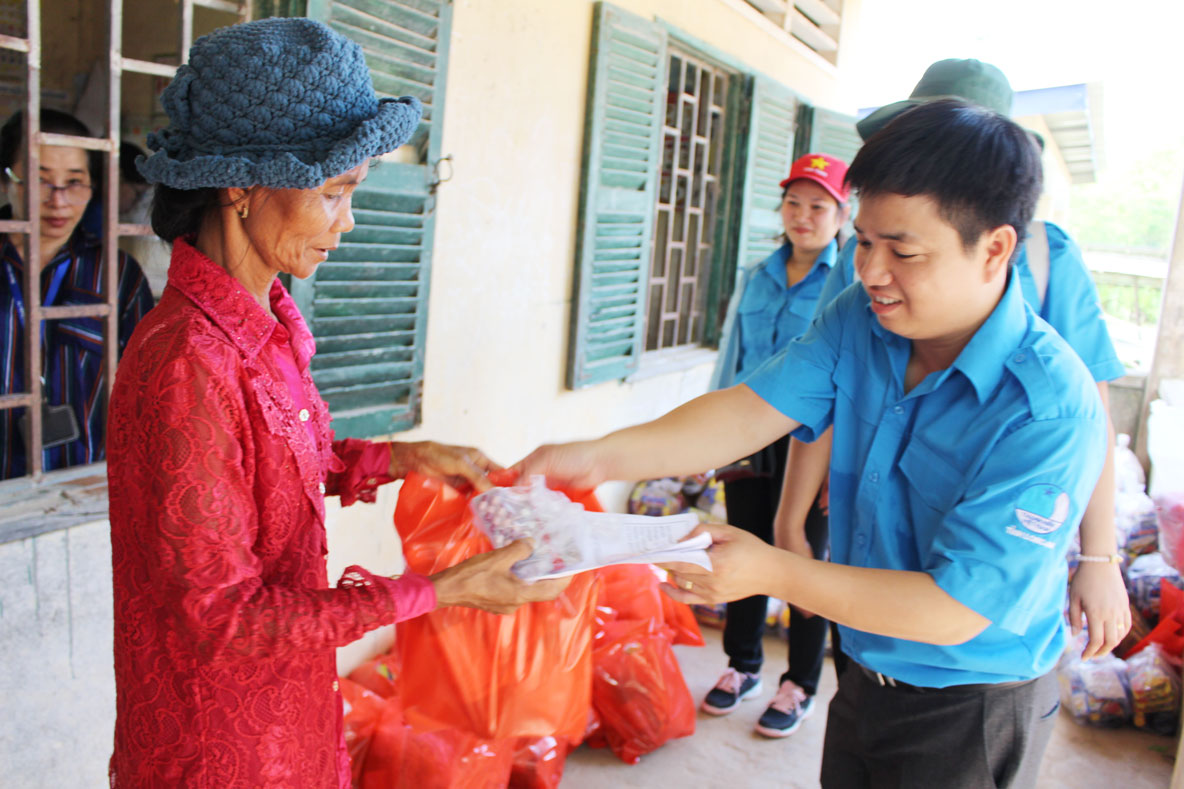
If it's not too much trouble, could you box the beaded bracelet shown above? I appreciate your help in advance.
[1075,553,1122,564]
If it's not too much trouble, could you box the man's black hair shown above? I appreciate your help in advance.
[844,99,1042,258]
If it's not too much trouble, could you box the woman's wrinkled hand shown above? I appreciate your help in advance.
[389,441,501,492]
[430,540,571,615]
[660,522,781,606]
[1069,560,1132,659]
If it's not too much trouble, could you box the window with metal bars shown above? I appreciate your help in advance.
[645,49,732,352]
[0,0,245,489]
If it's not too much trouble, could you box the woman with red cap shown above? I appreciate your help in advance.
[703,152,850,737]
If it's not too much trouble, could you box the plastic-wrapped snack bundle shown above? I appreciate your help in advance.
[694,478,727,523]
[471,477,588,579]
[1155,492,1184,572]
[471,476,708,581]
[1126,552,1183,624]
[691,603,727,629]
[627,478,687,517]
[1126,643,1182,736]
[1057,647,1132,727]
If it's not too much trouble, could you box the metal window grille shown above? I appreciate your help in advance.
[0,0,246,480]
[645,49,729,352]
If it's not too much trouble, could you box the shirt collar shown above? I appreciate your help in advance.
[867,268,1029,402]
[759,239,837,287]
[167,238,315,366]
[950,269,1029,402]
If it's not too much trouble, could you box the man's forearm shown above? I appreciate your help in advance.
[596,384,798,481]
[758,548,991,645]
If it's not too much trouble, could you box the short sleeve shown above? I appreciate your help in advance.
[927,412,1106,635]
[814,237,856,317]
[1038,224,1124,382]
[743,289,848,442]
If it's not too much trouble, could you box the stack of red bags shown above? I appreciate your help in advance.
[341,472,705,788]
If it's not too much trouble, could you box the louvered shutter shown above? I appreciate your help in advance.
[294,0,451,437]
[802,106,861,163]
[567,2,667,389]
[733,76,798,271]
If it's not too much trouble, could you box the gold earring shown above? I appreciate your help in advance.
[238,203,249,221]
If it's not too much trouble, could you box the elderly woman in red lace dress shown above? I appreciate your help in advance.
[106,18,566,788]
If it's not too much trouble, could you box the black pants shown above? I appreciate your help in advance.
[820,663,1059,789]
[721,435,835,695]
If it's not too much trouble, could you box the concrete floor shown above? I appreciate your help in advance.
[562,626,1175,788]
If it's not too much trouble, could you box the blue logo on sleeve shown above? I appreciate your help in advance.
[1014,484,1071,535]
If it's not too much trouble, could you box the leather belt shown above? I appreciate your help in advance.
[853,661,1035,694]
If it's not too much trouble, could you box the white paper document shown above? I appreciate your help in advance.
[470,476,713,581]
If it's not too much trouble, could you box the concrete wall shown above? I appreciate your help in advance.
[0,521,116,787]
[336,0,860,673]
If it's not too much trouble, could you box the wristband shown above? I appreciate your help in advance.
[1075,553,1122,564]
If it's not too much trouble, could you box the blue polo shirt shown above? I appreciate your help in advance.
[734,241,835,381]
[745,272,1107,686]
[816,222,1125,382]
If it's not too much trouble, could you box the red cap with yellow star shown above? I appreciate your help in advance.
[780,152,850,204]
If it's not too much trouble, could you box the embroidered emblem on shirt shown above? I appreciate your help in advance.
[1014,484,1070,535]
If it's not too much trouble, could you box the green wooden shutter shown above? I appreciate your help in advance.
[732,76,798,272]
[799,106,861,163]
[294,0,452,437]
[567,2,667,389]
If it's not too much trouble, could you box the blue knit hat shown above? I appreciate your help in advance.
[138,17,423,190]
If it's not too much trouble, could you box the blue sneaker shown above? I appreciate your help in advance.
[701,668,763,715]
[754,679,814,737]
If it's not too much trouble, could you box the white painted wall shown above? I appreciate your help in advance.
[329,0,858,674]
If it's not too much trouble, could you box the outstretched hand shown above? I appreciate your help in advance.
[660,522,782,606]
[513,440,607,490]
[390,441,502,493]
[430,539,571,615]
[1069,560,1132,659]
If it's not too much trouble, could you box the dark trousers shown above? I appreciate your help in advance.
[820,662,1060,789]
[721,436,832,696]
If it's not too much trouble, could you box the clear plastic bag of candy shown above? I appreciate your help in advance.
[470,476,710,581]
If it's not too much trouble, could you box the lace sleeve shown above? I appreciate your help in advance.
[139,352,435,663]
[326,437,395,505]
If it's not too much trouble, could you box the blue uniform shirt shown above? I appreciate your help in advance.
[816,222,1125,382]
[745,272,1107,686]
[710,240,835,389]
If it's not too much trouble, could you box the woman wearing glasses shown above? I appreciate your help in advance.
[0,109,154,478]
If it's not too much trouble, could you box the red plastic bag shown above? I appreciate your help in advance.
[359,700,514,789]
[1129,579,1184,659]
[341,677,387,786]
[595,564,704,647]
[348,653,401,699]
[393,471,599,741]
[589,618,696,764]
[508,736,570,789]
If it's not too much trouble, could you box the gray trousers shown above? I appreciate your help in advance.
[820,661,1060,789]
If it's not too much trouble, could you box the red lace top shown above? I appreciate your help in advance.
[107,239,436,788]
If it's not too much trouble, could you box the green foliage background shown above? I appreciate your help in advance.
[1067,145,1184,256]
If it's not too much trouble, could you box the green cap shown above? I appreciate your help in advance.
[856,59,1014,141]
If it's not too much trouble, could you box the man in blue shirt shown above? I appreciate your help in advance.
[519,100,1105,787]
[784,59,1128,665]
